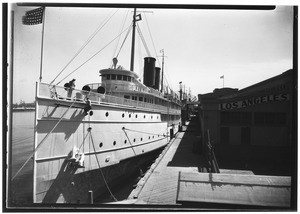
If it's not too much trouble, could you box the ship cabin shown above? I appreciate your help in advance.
[85,66,181,111]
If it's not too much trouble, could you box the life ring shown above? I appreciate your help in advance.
[97,86,106,94]
[82,85,91,92]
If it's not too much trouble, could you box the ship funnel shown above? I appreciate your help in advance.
[154,67,161,90]
[143,57,156,88]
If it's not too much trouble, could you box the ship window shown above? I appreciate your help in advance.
[111,74,116,80]
[139,97,143,101]
[124,140,127,144]
[123,75,128,81]
[117,75,122,80]
[122,113,125,118]
[135,114,138,118]
[113,141,116,146]
[124,95,130,99]
[128,76,132,82]
[106,74,111,80]
[99,142,103,148]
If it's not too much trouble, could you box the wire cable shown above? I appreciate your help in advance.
[56,24,132,86]
[50,9,119,85]
[89,129,118,202]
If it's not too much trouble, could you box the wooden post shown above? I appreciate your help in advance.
[88,190,93,204]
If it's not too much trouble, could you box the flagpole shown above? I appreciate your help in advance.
[39,7,46,82]
[223,76,224,88]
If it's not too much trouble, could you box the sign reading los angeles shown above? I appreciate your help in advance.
[220,94,289,110]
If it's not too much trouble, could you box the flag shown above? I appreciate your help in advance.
[22,7,44,25]
[136,14,142,21]
[220,75,224,79]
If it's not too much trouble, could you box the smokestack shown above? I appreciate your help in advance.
[154,67,161,90]
[143,57,156,88]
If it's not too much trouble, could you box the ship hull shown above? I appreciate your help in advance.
[40,145,165,203]
[34,83,181,203]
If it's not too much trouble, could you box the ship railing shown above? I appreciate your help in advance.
[38,82,180,114]
[85,82,162,97]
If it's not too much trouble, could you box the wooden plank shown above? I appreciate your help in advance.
[177,172,291,207]
[180,172,291,187]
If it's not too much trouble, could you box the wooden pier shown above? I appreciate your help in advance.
[120,117,292,209]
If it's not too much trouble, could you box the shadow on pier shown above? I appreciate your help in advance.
[167,117,209,172]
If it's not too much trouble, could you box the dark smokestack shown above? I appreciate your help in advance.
[154,67,161,90]
[143,57,156,88]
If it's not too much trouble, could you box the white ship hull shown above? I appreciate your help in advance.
[34,82,181,203]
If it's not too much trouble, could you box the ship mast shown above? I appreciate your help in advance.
[130,8,137,71]
[161,49,164,93]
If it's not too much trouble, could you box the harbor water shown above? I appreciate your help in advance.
[11,111,35,205]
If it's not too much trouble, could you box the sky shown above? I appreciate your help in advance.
[9,3,294,103]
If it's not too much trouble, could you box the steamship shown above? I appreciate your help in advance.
[33,8,182,203]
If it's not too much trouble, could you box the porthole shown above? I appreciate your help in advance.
[99,142,103,148]
[135,114,138,118]
[151,116,153,119]
[122,113,125,118]
[144,115,146,119]
[148,136,150,139]
[124,139,127,144]
[113,141,116,146]
[141,138,143,141]
[133,138,136,142]
[105,112,109,117]
[157,116,159,119]
[129,114,131,118]
[152,136,154,138]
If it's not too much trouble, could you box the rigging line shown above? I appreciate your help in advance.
[123,127,170,138]
[136,24,151,57]
[122,128,137,156]
[115,25,132,58]
[50,9,119,85]
[89,130,118,202]
[11,98,77,181]
[56,24,132,86]
[78,130,90,151]
[143,13,160,65]
[112,9,130,60]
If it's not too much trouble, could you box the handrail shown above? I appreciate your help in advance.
[38,82,181,115]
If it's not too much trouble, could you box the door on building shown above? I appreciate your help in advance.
[220,127,229,144]
[241,127,251,145]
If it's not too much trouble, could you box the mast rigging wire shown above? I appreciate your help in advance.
[136,24,151,57]
[143,13,160,65]
[56,24,132,86]
[50,9,119,85]
[111,9,130,61]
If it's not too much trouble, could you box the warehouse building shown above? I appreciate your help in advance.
[198,69,295,147]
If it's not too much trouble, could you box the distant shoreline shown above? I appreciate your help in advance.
[12,108,35,112]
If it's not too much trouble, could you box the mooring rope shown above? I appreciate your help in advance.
[122,127,170,137]
[88,128,118,202]
[122,128,137,156]
[12,98,77,181]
